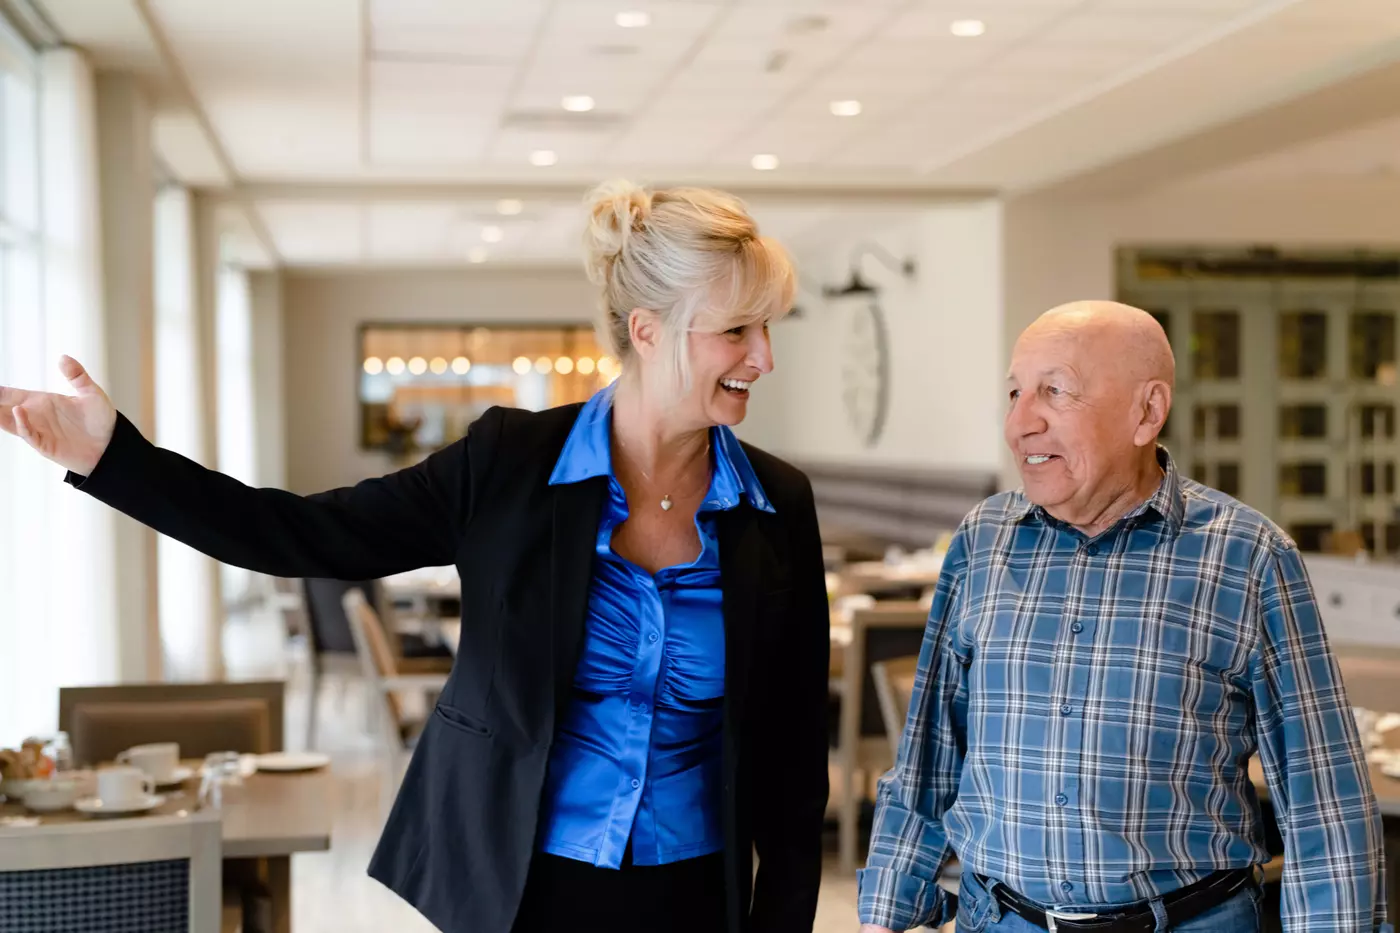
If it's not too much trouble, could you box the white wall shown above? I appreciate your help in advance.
[280,268,597,493]
[745,200,1005,475]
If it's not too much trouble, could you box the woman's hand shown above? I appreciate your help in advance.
[0,356,118,476]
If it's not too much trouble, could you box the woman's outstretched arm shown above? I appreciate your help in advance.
[2,356,490,580]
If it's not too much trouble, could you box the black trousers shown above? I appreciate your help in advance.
[510,849,727,933]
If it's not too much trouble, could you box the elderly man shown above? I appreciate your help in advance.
[858,301,1390,932]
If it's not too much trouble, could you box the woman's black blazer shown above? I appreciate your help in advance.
[67,401,831,933]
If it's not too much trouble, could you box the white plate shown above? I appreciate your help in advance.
[153,766,194,787]
[74,794,166,817]
[254,752,330,773]
[1382,762,1400,780]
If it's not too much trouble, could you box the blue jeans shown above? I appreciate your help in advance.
[954,870,1263,933]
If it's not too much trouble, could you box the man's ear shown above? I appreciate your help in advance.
[1135,380,1172,447]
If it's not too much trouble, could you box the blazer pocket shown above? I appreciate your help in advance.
[433,703,494,738]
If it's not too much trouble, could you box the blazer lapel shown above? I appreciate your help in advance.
[717,506,774,731]
[549,477,607,727]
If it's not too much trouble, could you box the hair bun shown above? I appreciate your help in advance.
[582,179,652,284]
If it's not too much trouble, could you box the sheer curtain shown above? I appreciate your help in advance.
[0,41,114,745]
[216,264,258,608]
[154,186,215,680]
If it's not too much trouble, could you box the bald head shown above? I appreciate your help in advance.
[1023,300,1175,390]
[1005,299,1175,535]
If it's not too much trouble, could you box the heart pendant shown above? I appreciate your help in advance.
[660,496,673,511]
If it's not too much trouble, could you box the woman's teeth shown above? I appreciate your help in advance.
[720,378,751,392]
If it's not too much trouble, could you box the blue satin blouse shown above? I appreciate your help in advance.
[537,386,774,868]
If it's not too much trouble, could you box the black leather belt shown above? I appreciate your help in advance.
[986,867,1256,932]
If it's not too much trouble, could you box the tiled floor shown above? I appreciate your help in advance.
[222,609,868,932]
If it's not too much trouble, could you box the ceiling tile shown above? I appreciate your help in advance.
[369,0,549,30]
[259,202,364,263]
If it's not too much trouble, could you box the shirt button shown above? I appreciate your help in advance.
[647,632,659,644]
[1071,622,1084,634]
[1085,544,1099,556]
[1061,881,1074,895]
[1060,703,1072,716]
[636,702,648,714]
[631,779,641,789]
[1055,793,1068,807]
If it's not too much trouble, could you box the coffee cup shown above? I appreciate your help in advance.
[96,765,155,807]
[116,742,180,784]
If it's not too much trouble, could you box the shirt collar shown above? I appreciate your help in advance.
[548,385,775,514]
[1016,445,1184,533]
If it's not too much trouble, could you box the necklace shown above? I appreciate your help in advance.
[617,438,711,512]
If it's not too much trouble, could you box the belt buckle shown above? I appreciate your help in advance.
[1045,908,1099,933]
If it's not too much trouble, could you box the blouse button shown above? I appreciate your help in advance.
[648,632,659,644]
[631,779,641,789]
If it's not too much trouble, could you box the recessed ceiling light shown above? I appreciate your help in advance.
[468,247,488,264]
[830,99,862,117]
[562,95,595,113]
[497,199,524,216]
[751,153,779,171]
[615,10,650,28]
[530,149,558,167]
[950,19,985,37]
[481,225,504,243]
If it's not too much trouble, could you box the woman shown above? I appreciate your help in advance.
[0,180,830,933]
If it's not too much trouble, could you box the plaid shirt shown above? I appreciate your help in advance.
[857,450,1391,932]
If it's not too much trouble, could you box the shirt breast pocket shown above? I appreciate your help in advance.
[1103,601,1250,734]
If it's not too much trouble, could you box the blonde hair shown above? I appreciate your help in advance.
[582,179,795,392]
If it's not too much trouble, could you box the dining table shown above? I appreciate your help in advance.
[0,759,333,933]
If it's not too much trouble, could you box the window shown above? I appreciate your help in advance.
[1279,463,1327,497]
[1360,404,1395,439]
[1216,463,1241,498]
[1350,311,1397,382]
[1149,310,1170,344]
[1279,311,1328,379]
[1194,404,1241,440]
[1192,310,1241,379]
[1279,405,1328,439]
[1364,462,1398,497]
[1191,462,1241,497]
[1289,523,1334,553]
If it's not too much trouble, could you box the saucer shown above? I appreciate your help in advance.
[74,794,166,817]
[153,766,194,788]
[254,752,330,772]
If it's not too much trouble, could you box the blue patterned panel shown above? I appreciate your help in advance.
[0,859,189,933]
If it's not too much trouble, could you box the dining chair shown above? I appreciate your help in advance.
[870,654,920,759]
[342,589,449,814]
[0,811,222,932]
[58,681,284,768]
[301,578,452,750]
[831,603,929,875]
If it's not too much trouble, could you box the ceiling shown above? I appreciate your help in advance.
[32,0,1400,267]
[1175,112,1400,186]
